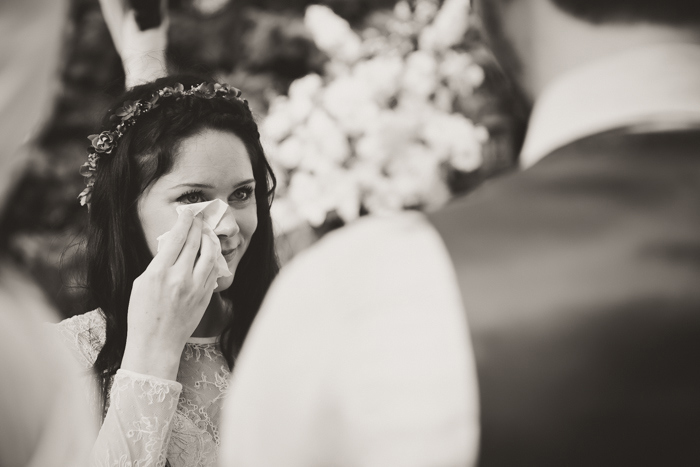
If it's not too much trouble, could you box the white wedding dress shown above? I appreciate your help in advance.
[54,309,230,467]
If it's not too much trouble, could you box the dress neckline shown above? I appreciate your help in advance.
[186,336,218,345]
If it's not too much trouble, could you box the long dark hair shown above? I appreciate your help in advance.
[86,75,278,416]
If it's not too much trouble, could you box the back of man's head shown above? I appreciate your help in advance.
[477,0,700,101]
[551,0,700,26]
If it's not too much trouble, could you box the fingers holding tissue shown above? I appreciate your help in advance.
[157,199,233,280]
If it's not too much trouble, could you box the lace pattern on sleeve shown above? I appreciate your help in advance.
[50,310,106,418]
[91,370,182,467]
[52,310,226,467]
[53,309,106,369]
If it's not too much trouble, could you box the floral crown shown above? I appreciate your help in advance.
[79,82,247,208]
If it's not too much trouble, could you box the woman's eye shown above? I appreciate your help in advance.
[178,191,205,204]
[231,186,254,202]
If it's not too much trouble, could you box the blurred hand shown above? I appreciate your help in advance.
[121,209,220,381]
[98,0,169,88]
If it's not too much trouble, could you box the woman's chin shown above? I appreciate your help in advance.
[214,273,235,293]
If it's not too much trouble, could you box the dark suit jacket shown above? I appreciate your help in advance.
[429,129,700,466]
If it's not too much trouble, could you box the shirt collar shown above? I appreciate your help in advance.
[520,43,700,169]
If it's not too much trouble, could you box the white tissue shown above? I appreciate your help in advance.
[156,199,233,279]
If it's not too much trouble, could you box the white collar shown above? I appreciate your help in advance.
[520,43,700,168]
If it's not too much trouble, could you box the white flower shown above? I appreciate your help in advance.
[393,1,412,22]
[325,61,352,80]
[434,85,454,112]
[286,168,361,226]
[270,198,306,235]
[305,109,350,164]
[304,5,362,63]
[287,171,328,227]
[449,123,487,173]
[355,134,386,166]
[439,50,471,79]
[324,168,361,224]
[414,0,440,26]
[261,95,314,143]
[356,109,421,165]
[353,54,404,104]
[284,127,335,176]
[263,0,489,230]
[422,109,485,172]
[267,157,288,196]
[275,136,305,170]
[322,75,380,136]
[279,122,342,177]
[423,178,452,210]
[359,143,448,215]
[288,74,323,101]
[260,102,294,143]
[349,159,382,188]
[386,143,439,179]
[438,50,485,96]
[401,50,438,99]
[385,143,448,208]
[419,0,471,52]
[287,99,314,125]
[363,178,404,216]
[466,63,485,88]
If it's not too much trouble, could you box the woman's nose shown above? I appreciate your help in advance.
[214,206,241,239]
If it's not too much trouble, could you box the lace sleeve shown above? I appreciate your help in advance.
[52,309,106,370]
[92,369,182,467]
[53,311,183,466]
[50,310,106,419]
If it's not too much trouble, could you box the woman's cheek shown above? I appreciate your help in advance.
[136,192,180,257]
[138,212,166,257]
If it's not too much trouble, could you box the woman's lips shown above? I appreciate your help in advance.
[221,247,238,262]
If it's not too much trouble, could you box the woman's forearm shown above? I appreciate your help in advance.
[121,336,182,382]
[92,369,181,467]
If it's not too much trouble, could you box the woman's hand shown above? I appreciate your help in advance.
[121,209,220,381]
[98,0,169,89]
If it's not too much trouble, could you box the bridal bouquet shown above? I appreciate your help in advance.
[262,0,488,233]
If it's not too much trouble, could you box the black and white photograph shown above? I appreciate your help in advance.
[1,0,700,465]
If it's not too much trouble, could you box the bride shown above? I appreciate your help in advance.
[53,2,278,466]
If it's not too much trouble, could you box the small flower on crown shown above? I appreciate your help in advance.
[78,81,248,209]
[158,83,184,98]
[88,131,117,154]
[116,100,141,121]
[193,82,217,99]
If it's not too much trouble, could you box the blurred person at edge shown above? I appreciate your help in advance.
[0,0,97,466]
[219,0,700,466]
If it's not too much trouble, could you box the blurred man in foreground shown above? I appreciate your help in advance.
[0,0,96,465]
[221,0,700,465]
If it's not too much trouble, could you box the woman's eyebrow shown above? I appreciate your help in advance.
[235,179,256,188]
[172,182,215,189]
[171,179,255,190]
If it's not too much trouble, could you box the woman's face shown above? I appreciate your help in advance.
[137,128,258,292]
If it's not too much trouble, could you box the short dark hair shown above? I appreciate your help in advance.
[551,0,700,26]
[88,74,279,417]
